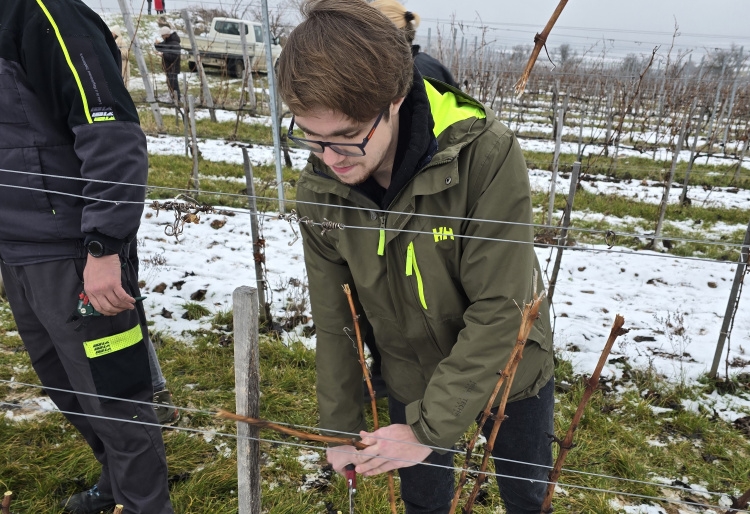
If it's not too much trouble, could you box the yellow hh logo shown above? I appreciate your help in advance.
[433,227,455,242]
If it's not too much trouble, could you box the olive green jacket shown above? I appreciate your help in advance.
[297,78,554,451]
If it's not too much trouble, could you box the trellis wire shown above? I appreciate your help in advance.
[1,178,748,268]
[0,167,747,254]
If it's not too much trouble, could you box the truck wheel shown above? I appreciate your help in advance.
[232,59,244,78]
[188,61,197,72]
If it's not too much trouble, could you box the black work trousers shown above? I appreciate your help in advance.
[1,255,173,514]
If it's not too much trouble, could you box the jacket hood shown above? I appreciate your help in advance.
[301,75,494,206]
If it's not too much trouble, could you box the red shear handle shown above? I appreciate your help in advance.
[344,464,357,492]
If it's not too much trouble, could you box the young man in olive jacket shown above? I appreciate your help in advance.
[277,1,555,513]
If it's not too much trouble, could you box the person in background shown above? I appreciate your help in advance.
[154,0,165,15]
[278,1,554,513]
[110,25,130,89]
[0,0,175,512]
[155,26,181,103]
[147,0,153,15]
[372,0,459,88]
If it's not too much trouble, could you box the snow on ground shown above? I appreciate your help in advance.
[519,137,749,171]
[145,130,748,216]
[528,169,750,211]
[137,207,309,338]
[138,132,750,419]
[146,133,310,170]
[135,201,750,424]
[192,109,292,129]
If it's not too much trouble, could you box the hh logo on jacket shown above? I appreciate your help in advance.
[433,227,455,242]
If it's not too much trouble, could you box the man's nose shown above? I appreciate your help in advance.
[321,147,347,167]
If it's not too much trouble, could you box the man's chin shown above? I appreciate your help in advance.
[335,168,371,186]
[339,175,368,186]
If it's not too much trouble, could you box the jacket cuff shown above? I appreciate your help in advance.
[83,231,127,256]
[405,400,448,455]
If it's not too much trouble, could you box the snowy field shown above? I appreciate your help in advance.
[134,203,750,423]
[129,104,750,427]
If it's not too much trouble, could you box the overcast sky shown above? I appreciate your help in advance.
[88,0,750,59]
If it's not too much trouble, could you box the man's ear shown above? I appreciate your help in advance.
[390,97,406,117]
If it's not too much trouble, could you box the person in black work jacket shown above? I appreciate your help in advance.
[155,26,182,103]
[372,0,459,88]
[0,1,173,513]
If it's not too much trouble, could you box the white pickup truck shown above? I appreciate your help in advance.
[185,17,282,77]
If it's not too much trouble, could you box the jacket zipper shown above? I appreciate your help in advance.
[405,241,428,310]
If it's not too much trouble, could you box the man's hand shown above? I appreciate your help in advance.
[326,445,361,475]
[82,254,135,316]
[354,424,432,476]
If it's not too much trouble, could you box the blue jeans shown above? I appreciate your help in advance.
[389,377,554,514]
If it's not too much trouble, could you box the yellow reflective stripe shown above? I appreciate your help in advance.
[424,79,485,137]
[405,242,428,310]
[83,325,143,358]
[377,229,385,256]
[35,0,93,124]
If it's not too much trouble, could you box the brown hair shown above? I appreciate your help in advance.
[277,0,413,122]
[371,0,420,43]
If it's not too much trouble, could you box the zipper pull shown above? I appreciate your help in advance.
[405,241,414,276]
[377,215,386,257]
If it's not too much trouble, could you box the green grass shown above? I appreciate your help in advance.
[146,153,298,213]
[1,297,749,513]
[181,302,212,321]
[532,186,748,260]
[140,109,278,145]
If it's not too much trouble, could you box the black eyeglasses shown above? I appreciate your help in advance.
[287,111,385,157]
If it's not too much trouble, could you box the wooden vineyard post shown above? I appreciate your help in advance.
[242,150,270,323]
[710,218,750,378]
[188,95,200,193]
[547,161,581,304]
[233,286,262,514]
[181,9,217,122]
[725,484,750,514]
[652,107,691,251]
[117,0,162,131]
[548,92,569,227]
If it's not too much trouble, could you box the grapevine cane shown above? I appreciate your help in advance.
[450,291,545,513]
[343,284,397,514]
[540,315,628,513]
[514,0,570,97]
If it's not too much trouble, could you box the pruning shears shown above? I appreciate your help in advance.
[344,464,357,514]
[76,291,102,318]
[68,291,147,331]
[76,291,147,317]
